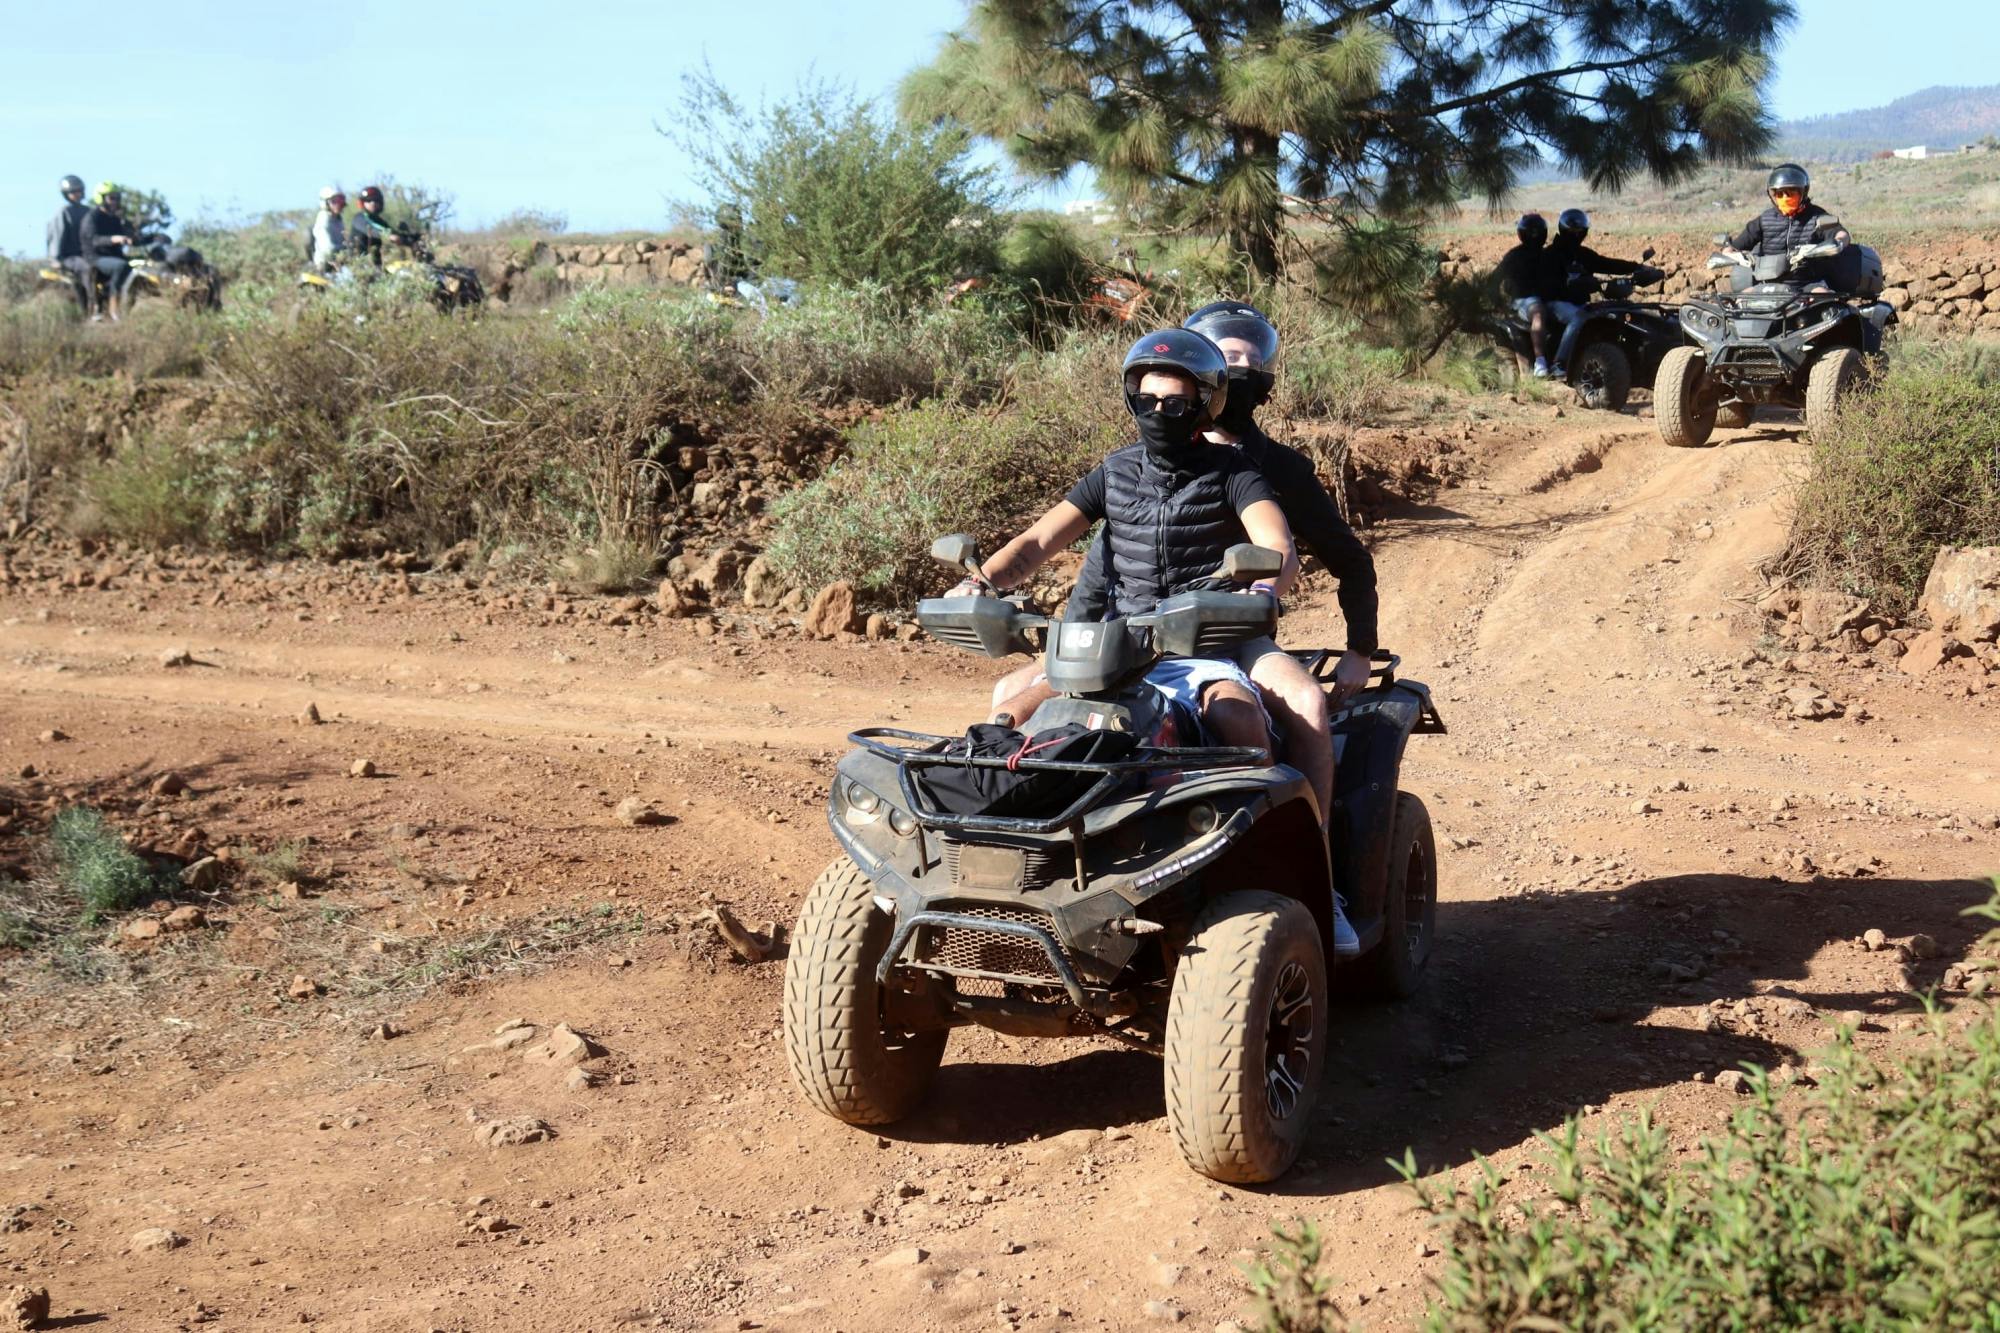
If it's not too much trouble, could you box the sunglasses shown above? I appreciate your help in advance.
[1771,187,1803,199]
[1128,392,1201,418]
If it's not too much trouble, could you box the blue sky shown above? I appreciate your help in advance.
[4,0,1995,254]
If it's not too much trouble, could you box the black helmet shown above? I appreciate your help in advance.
[59,174,84,197]
[1121,328,1228,418]
[1767,163,1810,195]
[1515,212,1548,247]
[1556,208,1590,242]
[1182,300,1279,366]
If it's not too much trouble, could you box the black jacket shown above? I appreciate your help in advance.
[47,202,89,261]
[1533,240,1642,303]
[1495,243,1543,301]
[1062,444,1278,621]
[1730,203,1837,258]
[1069,426,1380,653]
[79,207,131,260]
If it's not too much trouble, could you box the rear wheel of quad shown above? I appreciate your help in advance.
[1345,793,1439,1000]
[1804,347,1867,437]
[783,856,945,1125]
[1655,346,1717,448]
[1164,891,1327,1184]
[1715,399,1755,430]
[1571,340,1633,412]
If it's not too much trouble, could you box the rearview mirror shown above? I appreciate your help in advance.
[1219,543,1284,583]
[929,533,982,571]
[1815,214,1843,235]
[1712,233,1731,247]
[1641,247,1656,261]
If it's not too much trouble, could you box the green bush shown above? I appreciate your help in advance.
[50,807,166,926]
[675,70,1008,303]
[1781,341,2000,616]
[749,281,1019,405]
[764,332,1126,599]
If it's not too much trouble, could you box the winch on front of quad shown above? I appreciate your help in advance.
[1656,216,1896,447]
[781,535,1447,1184]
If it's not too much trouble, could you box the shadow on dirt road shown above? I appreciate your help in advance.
[880,871,1991,1195]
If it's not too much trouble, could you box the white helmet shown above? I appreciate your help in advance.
[319,185,345,204]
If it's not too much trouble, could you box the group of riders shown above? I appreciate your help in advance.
[1494,163,1858,378]
[306,184,420,274]
[43,175,201,321]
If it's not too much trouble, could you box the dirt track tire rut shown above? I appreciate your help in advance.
[1164,890,1327,1184]
[783,855,945,1125]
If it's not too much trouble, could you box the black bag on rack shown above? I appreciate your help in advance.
[911,723,1138,819]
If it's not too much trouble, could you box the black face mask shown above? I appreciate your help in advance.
[1215,368,1274,434]
[1133,404,1204,468]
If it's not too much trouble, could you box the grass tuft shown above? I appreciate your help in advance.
[50,807,167,926]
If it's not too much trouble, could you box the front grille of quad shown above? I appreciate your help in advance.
[1718,345,1788,381]
[918,905,1069,985]
[940,840,1072,891]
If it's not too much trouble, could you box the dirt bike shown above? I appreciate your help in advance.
[38,236,221,313]
[782,535,1446,1184]
[1655,216,1895,447]
[1491,248,1677,411]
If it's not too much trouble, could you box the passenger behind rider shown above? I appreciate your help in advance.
[956,327,1296,760]
[1495,213,1556,377]
[310,187,348,273]
[78,183,137,323]
[1538,208,1651,378]
[349,185,414,268]
[46,174,93,319]
[1727,164,1859,292]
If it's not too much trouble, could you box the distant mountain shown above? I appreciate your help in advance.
[1777,84,2000,162]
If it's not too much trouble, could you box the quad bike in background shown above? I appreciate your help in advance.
[782,535,1446,1184]
[298,232,483,313]
[1490,248,1677,411]
[39,235,221,313]
[1656,216,1894,446]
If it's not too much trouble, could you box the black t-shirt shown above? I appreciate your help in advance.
[1065,448,1276,520]
[1495,243,1541,301]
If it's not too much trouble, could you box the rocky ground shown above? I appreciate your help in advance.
[0,400,1995,1332]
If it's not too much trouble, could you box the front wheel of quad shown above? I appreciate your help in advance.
[1655,346,1717,448]
[1804,347,1867,437]
[783,856,945,1125]
[1572,340,1633,412]
[1164,891,1328,1184]
[1345,793,1439,1000]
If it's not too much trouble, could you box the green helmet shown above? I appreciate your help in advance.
[93,180,124,204]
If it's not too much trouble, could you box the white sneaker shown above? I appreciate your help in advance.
[1531,357,1549,378]
[1333,894,1360,958]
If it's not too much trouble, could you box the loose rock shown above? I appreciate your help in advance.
[160,905,207,933]
[522,1023,603,1069]
[614,795,669,827]
[471,1116,555,1148]
[804,581,860,640]
[122,918,163,942]
[130,1226,187,1252]
[349,758,378,778]
[179,857,224,891]
[5,1285,49,1331]
[287,975,323,1000]
[875,1246,929,1268]
[158,646,194,668]
[150,772,187,797]
[298,702,322,726]
[1713,1070,1751,1095]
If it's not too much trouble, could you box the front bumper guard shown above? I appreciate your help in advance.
[877,910,1090,1009]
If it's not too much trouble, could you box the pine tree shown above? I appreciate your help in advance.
[903,0,1793,282]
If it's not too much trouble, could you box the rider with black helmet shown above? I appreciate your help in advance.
[349,185,415,267]
[1537,208,1658,377]
[1727,164,1859,290]
[46,175,93,317]
[955,327,1298,766]
[1495,213,1555,375]
[78,183,138,322]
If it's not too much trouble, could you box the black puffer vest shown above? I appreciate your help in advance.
[1097,444,1248,619]
[1751,203,1831,258]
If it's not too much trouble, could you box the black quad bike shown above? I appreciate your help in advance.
[782,536,1446,1184]
[1655,217,1894,447]
[1491,248,1677,411]
[297,233,484,313]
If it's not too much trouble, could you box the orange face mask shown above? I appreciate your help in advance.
[1772,188,1804,217]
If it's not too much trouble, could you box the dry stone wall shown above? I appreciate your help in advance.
[446,237,704,302]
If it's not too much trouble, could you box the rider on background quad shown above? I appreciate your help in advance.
[349,185,415,268]
[46,175,93,318]
[1540,208,1659,378]
[1495,213,1558,377]
[310,187,347,273]
[78,183,137,322]
[956,327,1298,762]
[1726,164,1860,291]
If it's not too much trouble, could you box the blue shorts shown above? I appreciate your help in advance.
[1146,657,1274,746]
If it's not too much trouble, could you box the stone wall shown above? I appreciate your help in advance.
[446,237,705,302]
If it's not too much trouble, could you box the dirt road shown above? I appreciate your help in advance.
[1,412,1994,1331]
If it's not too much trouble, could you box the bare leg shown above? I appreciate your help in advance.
[1249,650,1333,828]
[1528,305,1548,360]
[1199,680,1271,759]
[990,663,1055,727]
